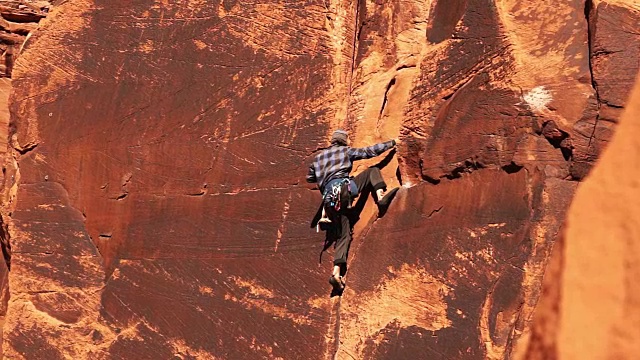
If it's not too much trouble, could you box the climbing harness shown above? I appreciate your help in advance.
[323,178,357,212]
[315,178,358,233]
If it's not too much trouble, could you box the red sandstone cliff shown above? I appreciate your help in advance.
[515,73,640,360]
[0,0,637,359]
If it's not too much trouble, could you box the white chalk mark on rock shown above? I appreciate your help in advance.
[522,86,553,112]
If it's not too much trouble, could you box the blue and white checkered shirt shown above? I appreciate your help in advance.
[306,140,395,192]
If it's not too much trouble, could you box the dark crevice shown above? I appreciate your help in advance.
[396,64,416,71]
[601,100,624,109]
[563,175,581,182]
[444,160,485,180]
[585,0,597,96]
[540,120,574,161]
[0,218,11,270]
[27,290,57,295]
[378,77,396,118]
[419,159,441,184]
[350,0,364,75]
[15,142,37,155]
[584,0,601,149]
[356,19,366,42]
[592,49,622,57]
[423,176,440,185]
[421,159,530,185]
[395,166,403,186]
[560,147,573,161]
[502,162,524,174]
[427,206,443,218]
[423,162,484,183]
[114,193,128,200]
[186,191,206,197]
[344,0,363,128]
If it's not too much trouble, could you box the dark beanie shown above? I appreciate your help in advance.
[331,129,348,145]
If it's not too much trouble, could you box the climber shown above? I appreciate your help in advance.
[306,129,400,292]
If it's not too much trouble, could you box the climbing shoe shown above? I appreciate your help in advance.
[329,275,345,291]
[377,187,399,216]
[318,217,332,231]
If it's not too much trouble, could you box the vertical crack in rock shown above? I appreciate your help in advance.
[327,1,365,357]
[376,77,396,132]
[395,165,403,186]
[378,77,396,119]
[0,217,11,271]
[515,226,567,358]
[585,0,600,150]
[0,130,23,358]
[345,0,430,186]
[345,0,364,125]
[503,299,527,359]
[331,298,343,360]
[0,215,8,356]
[480,275,507,359]
[351,0,365,73]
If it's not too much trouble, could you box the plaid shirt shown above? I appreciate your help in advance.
[306,140,395,192]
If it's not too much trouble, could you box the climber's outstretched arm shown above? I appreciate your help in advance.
[348,139,396,161]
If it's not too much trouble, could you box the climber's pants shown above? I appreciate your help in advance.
[329,167,387,266]
[329,212,351,266]
[352,167,386,194]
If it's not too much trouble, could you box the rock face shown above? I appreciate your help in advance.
[0,0,50,77]
[0,0,638,359]
[571,0,640,179]
[513,74,640,360]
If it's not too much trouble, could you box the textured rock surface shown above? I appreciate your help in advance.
[0,76,10,358]
[0,1,50,77]
[0,0,638,359]
[514,74,640,360]
[571,0,640,178]
[0,2,51,355]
